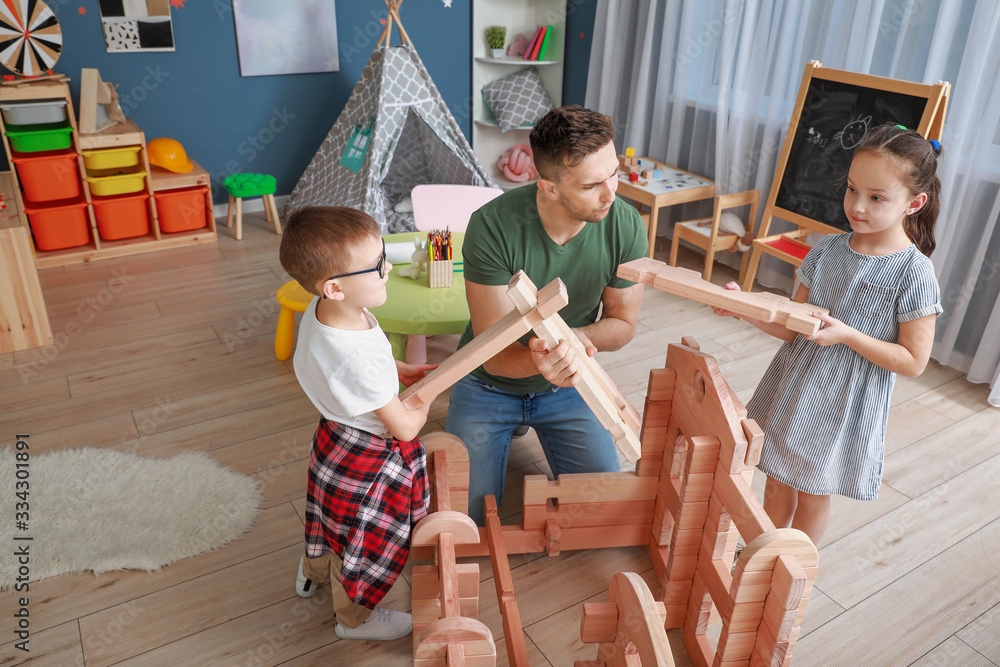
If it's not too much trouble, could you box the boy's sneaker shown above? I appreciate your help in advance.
[295,556,318,598]
[335,607,412,641]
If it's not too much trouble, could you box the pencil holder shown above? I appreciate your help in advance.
[428,260,453,288]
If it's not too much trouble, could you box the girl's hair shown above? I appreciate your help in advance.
[854,124,942,256]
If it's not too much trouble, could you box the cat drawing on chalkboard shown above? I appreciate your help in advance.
[836,115,871,150]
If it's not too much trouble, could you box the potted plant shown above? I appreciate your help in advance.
[486,26,506,58]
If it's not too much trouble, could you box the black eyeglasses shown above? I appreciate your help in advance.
[328,239,386,281]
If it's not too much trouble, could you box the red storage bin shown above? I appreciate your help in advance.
[92,192,150,241]
[24,198,90,251]
[12,148,81,203]
[155,186,208,233]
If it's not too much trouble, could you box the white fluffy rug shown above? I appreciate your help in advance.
[0,447,262,589]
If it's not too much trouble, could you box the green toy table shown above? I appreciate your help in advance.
[371,231,469,360]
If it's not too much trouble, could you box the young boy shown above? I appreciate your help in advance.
[279,206,440,641]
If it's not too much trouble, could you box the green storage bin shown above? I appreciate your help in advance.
[4,119,73,153]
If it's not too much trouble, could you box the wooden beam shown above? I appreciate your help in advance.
[618,257,828,336]
[400,274,568,409]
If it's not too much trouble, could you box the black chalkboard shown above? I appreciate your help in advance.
[774,77,930,232]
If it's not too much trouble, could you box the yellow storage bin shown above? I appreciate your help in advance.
[86,165,147,196]
[81,145,142,170]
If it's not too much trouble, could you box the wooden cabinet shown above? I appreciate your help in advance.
[0,77,215,270]
[471,0,565,190]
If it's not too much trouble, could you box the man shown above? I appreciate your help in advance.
[446,105,648,525]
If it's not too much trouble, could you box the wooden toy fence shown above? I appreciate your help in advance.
[406,274,818,666]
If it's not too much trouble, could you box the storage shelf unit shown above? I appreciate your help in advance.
[471,0,565,190]
[0,78,216,269]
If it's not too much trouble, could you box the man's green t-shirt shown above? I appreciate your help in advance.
[457,183,649,393]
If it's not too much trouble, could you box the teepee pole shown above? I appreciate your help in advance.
[389,2,411,46]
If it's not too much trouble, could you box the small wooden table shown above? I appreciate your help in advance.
[615,160,715,257]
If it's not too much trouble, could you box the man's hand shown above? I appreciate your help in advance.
[529,337,582,387]
[395,361,438,387]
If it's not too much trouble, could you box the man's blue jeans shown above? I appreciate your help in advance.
[445,374,620,525]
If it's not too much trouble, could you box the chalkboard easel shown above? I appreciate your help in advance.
[743,61,950,291]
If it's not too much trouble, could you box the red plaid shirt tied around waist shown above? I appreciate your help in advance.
[304,418,429,609]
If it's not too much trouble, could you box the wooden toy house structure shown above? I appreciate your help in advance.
[400,266,820,666]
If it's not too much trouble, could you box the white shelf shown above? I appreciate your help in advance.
[474,56,561,66]
[474,118,535,131]
[472,0,565,188]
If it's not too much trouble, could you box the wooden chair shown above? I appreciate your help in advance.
[741,227,817,292]
[668,190,759,282]
[410,183,502,232]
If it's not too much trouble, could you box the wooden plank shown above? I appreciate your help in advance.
[522,473,658,505]
[506,271,642,461]
[608,572,676,666]
[484,495,530,667]
[619,257,827,336]
[412,564,480,600]
[400,275,568,409]
[521,499,655,531]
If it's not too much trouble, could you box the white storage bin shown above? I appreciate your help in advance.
[0,99,68,126]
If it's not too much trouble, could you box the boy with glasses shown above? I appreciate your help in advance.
[279,206,441,641]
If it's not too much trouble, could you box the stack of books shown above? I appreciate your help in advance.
[523,25,554,61]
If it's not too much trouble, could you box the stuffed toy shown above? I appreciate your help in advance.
[507,33,531,58]
[397,236,427,280]
[719,212,755,252]
[497,144,538,183]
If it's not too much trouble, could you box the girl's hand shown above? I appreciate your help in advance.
[395,361,438,387]
[712,281,742,318]
[806,312,854,346]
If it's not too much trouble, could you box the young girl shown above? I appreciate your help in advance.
[716,124,943,544]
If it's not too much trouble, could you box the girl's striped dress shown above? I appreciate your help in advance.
[747,233,942,500]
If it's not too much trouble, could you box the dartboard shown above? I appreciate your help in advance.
[0,0,61,76]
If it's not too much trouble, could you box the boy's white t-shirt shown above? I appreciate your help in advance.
[292,297,398,435]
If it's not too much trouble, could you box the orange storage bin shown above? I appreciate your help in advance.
[12,148,81,203]
[92,192,150,241]
[24,198,90,251]
[155,186,208,233]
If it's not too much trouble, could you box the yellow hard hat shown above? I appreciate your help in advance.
[147,137,194,173]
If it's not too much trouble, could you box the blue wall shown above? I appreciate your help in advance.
[48,0,595,202]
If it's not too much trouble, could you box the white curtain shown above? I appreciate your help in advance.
[587,0,1000,405]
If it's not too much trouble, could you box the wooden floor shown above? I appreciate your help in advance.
[2,210,999,667]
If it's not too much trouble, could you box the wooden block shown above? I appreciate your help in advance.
[685,572,713,635]
[629,171,639,182]
[736,528,818,573]
[647,367,677,401]
[412,511,481,547]
[652,169,662,179]
[618,258,828,336]
[507,272,642,461]
[635,452,663,478]
[412,564,480,600]
[641,169,653,179]
[522,473,658,505]
[608,572,674,667]
[522,499,655,531]
[730,564,774,604]
[717,628,759,661]
[545,518,562,556]
[580,602,619,643]
[413,617,496,660]
[400,274,568,409]
[686,436,721,474]
[742,418,764,467]
[432,450,452,513]
[642,400,672,428]
[715,464,773,543]
[412,596,480,624]
[625,147,635,157]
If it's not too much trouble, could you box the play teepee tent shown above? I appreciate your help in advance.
[286,0,496,233]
